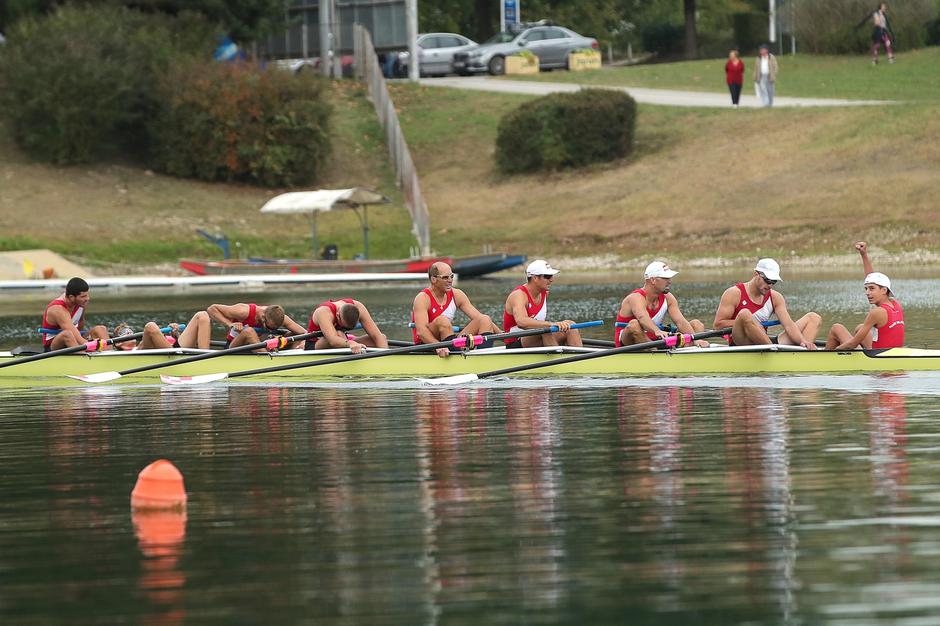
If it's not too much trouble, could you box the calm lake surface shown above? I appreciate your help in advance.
[3,275,940,624]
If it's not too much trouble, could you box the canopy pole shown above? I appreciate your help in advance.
[363,206,369,259]
[310,212,319,257]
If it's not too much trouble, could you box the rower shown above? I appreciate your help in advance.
[713,258,821,349]
[826,241,904,350]
[412,261,500,358]
[503,259,582,349]
[111,311,213,351]
[306,299,387,354]
[616,261,708,349]
[40,277,110,352]
[207,303,306,348]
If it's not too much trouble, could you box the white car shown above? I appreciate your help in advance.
[399,33,477,77]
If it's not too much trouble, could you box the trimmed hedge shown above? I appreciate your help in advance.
[495,88,636,174]
[0,5,209,164]
[148,61,332,187]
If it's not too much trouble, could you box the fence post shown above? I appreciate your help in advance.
[352,24,431,256]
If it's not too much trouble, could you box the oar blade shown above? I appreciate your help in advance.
[68,371,122,383]
[160,373,229,386]
[419,373,480,386]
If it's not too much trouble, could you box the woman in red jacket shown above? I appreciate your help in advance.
[725,49,745,108]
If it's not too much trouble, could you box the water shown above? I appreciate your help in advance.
[3,277,940,624]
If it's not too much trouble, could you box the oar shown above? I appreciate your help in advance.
[420,327,732,385]
[161,321,604,385]
[69,331,323,383]
[615,320,780,331]
[0,326,176,370]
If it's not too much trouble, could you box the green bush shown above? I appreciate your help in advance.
[495,89,636,175]
[149,61,332,187]
[0,5,209,164]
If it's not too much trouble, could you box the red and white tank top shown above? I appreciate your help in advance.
[226,303,260,342]
[872,300,904,349]
[40,298,84,347]
[412,288,456,343]
[731,283,775,322]
[503,285,547,344]
[615,288,667,346]
[308,299,356,333]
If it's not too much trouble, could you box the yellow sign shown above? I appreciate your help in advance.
[567,50,602,72]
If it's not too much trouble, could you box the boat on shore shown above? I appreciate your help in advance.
[2,344,939,387]
[179,252,526,279]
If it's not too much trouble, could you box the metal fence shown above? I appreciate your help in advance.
[353,24,431,257]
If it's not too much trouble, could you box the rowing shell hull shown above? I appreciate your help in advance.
[2,346,940,387]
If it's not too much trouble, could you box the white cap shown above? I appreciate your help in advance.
[754,258,782,282]
[526,259,559,276]
[864,272,892,292]
[644,261,678,280]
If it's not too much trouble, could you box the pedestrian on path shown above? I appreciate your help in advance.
[753,44,778,108]
[725,49,745,108]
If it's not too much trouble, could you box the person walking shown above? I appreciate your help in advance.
[725,49,745,108]
[867,3,896,65]
[753,44,778,108]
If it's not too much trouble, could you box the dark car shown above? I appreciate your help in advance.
[452,21,598,76]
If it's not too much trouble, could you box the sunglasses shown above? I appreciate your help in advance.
[433,274,455,281]
[758,273,777,286]
[540,274,555,280]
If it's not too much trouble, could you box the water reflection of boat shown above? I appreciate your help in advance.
[4,345,940,386]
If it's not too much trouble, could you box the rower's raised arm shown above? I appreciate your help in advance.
[855,241,874,275]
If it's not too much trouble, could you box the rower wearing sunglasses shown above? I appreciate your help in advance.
[412,261,500,358]
[615,261,708,349]
[502,259,582,349]
[714,258,821,349]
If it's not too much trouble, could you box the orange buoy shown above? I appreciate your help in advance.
[131,459,187,510]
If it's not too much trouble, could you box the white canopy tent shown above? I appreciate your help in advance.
[260,188,391,259]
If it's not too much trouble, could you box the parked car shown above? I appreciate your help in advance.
[398,32,477,77]
[453,21,598,76]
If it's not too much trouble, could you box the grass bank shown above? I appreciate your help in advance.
[514,48,940,102]
[394,82,940,262]
[1,55,939,272]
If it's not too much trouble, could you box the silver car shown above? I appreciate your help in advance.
[453,22,598,76]
[399,32,477,77]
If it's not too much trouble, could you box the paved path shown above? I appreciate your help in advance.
[419,76,892,108]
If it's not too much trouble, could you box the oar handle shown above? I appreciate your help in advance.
[225,321,606,379]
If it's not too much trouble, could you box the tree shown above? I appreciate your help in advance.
[0,0,289,44]
[684,0,698,58]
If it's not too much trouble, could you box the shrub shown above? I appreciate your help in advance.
[149,61,332,187]
[0,5,209,164]
[641,22,685,56]
[495,88,636,175]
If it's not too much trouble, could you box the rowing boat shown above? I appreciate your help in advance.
[2,344,939,387]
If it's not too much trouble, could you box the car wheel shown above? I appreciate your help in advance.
[488,56,505,76]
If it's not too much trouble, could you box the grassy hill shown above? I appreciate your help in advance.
[1,52,939,271]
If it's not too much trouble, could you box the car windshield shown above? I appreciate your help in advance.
[483,31,515,45]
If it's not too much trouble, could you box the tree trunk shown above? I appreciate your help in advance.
[474,0,495,42]
[684,0,698,59]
